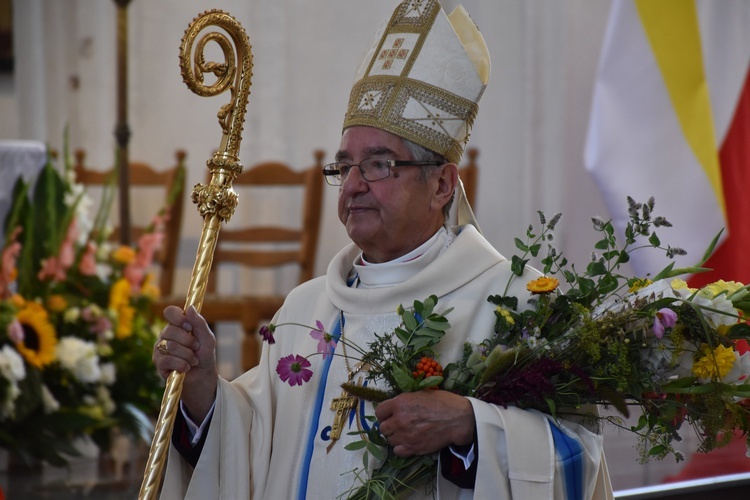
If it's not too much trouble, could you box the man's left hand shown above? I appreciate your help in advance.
[374,390,475,457]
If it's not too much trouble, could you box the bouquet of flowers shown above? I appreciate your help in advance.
[263,197,750,499]
[0,145,168,465]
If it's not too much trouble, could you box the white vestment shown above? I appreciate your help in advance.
[161,225,614,499]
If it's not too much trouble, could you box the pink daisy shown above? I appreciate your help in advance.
[276,354,313,386]
[309,320,336,359]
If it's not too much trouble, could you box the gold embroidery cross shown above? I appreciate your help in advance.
[378,38,409,70]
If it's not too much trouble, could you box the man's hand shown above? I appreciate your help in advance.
[374,390,475,457]
[153,305,218,422]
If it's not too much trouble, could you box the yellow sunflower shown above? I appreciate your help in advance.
[15,301,58,368]
[526,276,560,294]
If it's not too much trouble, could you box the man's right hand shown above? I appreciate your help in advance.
[153,305,218,423]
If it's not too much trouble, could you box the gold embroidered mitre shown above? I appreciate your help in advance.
[343,0,490,165]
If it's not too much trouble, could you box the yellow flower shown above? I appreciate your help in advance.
[692,344,736,380]
[141,272,161,300]
[526,276,559,294]
[703,280,744,298]
[628,278,652,293]
[111,245,136,265]
[15,301,58,368]
[46,294,68,313]
[496,307,515,326]
[109,278,131,310]
[670,279,695,294]
[116,305,135,339]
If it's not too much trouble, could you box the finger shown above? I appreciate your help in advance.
[155,352,194,379]
[163,305,191,329]
[156,338,199,365]
[185,305,215,349]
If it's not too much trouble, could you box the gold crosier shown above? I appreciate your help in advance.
[138,10,253,499]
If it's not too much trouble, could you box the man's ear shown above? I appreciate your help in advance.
[433,163,458,210]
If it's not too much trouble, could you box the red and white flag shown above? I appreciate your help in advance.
[585,0,750,287]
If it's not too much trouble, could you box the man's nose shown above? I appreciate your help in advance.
[341,165,368,190]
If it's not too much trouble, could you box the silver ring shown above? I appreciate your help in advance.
[156,339,169,356]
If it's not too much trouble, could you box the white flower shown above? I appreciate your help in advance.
[96,385,116,415]
[724,351,750,385]
[0,344,26,381]
[100,362,116,385]
[64,307,81,323]
[56,337,102,383]
[690,294,738,328]
[41,384,60,414]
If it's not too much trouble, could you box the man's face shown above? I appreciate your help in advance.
[336,126,448,263]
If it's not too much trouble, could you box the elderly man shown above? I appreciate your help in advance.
[153,1,612,498]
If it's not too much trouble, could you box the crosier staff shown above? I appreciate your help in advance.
[138,10,253,499]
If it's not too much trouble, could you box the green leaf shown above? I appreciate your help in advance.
[345,440,368,451]
[594,238,609,250]
[515,237,529,252]
[418,376,443,389]
[423,317,450,331]
[392,364,418,393]
[529,243,541,257]
[617,250,630,264]
[649,445,667,457]
[698,229,723,266]
[402,310,418,332]
[511,255,528,277]
[648,232,661,247]
[586,261,607,276]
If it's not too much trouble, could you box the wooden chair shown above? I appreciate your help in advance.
[74,149,187,297]
[458,147,479,207]
[198,150,325,370]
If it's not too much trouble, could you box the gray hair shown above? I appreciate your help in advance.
[401,138,454,218]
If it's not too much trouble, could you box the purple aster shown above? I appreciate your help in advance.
[276,354,313,386]
[309,320,337,359]
[653,308,678,339]
[259,324,276,345]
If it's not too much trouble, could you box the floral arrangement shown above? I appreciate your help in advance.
[262,197,750,499]
[0,145,168,465]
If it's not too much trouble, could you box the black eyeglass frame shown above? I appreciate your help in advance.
[322,159,443,186]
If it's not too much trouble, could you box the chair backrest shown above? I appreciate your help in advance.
[74,149,187,296]
[206,150,325,295]
[458,147,479,208]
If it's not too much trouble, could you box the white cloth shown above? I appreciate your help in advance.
[0,140,46,242]
[161,225,612,499]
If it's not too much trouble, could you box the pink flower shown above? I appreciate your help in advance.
[259,324,276,344]
[7,319,24,343]
[79,242,98,276]
[653,308,678,339]
[58,219,79,269]
[276,354,313,386]
[309,320,336,359]
[0,227,22,298]
[38,256,67,282]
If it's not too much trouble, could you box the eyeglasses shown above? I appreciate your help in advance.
[322,159,443,186]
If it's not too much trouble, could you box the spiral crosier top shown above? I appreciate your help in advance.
[343,0,490,164]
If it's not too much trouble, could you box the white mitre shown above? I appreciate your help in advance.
[343,0,490,165]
